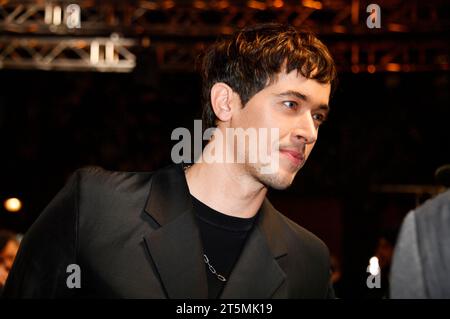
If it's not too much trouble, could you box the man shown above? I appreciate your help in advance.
[3,23,337,298]
[390,166,450,298]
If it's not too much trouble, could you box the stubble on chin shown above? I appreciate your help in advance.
[246,161,298,190]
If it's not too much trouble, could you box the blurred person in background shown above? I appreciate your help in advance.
[390,165,450,298]
[0,230,20,294]
[329,254,343,298]
[366,229,398,299]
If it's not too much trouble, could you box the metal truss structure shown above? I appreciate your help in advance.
[0,0,448,72]
[0,35,136,72]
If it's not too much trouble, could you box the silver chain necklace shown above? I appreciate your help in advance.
[187,165,226,282]
[203,254,227,282]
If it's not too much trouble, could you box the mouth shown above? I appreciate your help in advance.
[279,148,305,168]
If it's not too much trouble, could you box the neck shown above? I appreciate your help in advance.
[185,160,267,219]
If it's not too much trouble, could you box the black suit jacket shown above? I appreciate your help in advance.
[3,164,333,298]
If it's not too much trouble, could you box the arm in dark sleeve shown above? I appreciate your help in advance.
[2,170,80,298]
[390,210,427,299]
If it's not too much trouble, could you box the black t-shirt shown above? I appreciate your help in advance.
[191,195,258,299]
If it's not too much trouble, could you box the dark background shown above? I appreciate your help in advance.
[1,0,449,299]
[1,66,448,298]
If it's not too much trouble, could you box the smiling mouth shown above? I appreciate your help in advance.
[279,149,305,167]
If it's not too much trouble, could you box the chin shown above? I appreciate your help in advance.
[251,164,297,190]
[264,178,293,190]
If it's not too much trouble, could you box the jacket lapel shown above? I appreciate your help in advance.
[143,164,208,298]
[220,199,288,299]
[142,164,288,299]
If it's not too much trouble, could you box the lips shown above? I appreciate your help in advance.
[279,149,305,167]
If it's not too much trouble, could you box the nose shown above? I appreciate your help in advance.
[292,111,318,145]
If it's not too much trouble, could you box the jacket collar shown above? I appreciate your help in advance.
[143,164,287,298]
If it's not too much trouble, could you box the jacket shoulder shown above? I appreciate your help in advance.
[275,209,331,278]
[71,166,154,200]
[278,210,329,258]
[74,165,153,187]
[73,166,154,223]
[266,205,332,298]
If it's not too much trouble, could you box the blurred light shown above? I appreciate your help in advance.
[222,26,234,35]
[29,24,39,32]
[273,0,284,8]
[351,65,360,73]
[106,41,115,63]
[90,41,100,64]
[74,40,87,49]
[386,63,401,72]
[141,1,159,10]
[193,0,207,9]
[110,33,120,41]
[247,0,267,10]
[53,6,62,26]
[351,0,359,25]
[216,0,230,9]
[44,4,53,24]
[142,37,151,48]
[302,0,322,10]
[332,25,346,33]
[4,198,22,213]
[162,0,175,9]
[367,65,376,73]
[387,23,408,32]
[369,256,380,276]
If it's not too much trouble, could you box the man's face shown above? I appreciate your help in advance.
[229,70,331,189]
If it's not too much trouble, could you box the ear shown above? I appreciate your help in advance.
[210,82,237,123]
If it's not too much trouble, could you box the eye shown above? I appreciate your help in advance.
[312,113,327,123]
[282,101,297,110]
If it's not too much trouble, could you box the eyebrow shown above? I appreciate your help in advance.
[275,90,330,112]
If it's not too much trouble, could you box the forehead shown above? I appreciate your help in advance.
[265,70,331,104]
